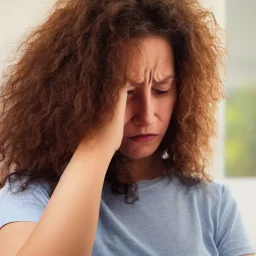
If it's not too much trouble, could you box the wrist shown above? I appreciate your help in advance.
[75,141,114,161]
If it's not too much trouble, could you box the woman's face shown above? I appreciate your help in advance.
[118,35,177,159]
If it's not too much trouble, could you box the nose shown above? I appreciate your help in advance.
[132,92,157,126]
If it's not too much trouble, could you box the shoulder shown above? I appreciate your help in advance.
[200,180,237,211]
[172,177,233,204]
[172,178,255,254]
[171,177,238,219]
[0,176,51,203]
[0,176,51,229]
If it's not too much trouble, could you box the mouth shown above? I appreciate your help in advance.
[129,134,157,143]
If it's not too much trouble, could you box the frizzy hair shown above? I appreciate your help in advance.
[0,0,225,204]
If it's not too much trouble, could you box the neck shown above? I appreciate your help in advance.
[128,152,166,182]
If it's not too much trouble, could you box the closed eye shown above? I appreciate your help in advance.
[153,89,170,95]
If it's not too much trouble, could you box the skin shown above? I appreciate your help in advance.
[118,35,177,182]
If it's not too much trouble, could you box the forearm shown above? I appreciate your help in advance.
[17,147,112,256]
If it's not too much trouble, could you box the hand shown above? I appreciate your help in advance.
[77,88,128,155]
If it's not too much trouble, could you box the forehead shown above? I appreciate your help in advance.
[124,35,175,81]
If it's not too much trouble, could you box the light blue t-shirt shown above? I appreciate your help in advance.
[0,174,255,256]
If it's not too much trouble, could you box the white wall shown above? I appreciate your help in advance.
[0,0,55,71]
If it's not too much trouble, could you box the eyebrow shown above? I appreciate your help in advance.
[126,75,175,86]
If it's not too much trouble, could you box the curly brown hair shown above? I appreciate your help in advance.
[0,0,225,204]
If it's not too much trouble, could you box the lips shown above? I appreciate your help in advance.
[129,134,157,143]
[130,134,157,138]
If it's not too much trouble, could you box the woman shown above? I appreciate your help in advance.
[0,0,255,255]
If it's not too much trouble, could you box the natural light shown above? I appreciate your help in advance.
[0,0,255,248]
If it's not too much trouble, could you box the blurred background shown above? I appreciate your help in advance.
[0,0,255,247]
[202,0,256,247]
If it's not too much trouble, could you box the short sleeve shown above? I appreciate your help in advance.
[0,178,51,229]
[216,184,255,256]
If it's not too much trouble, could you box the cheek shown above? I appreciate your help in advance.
[124,104,133,124]
[158,97,176,123]
[163,98,175,114]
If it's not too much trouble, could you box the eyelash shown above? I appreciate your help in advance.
[154,89,169,95]
[127,89,169,96]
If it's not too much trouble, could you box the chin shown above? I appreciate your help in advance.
[118,146,158,160]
